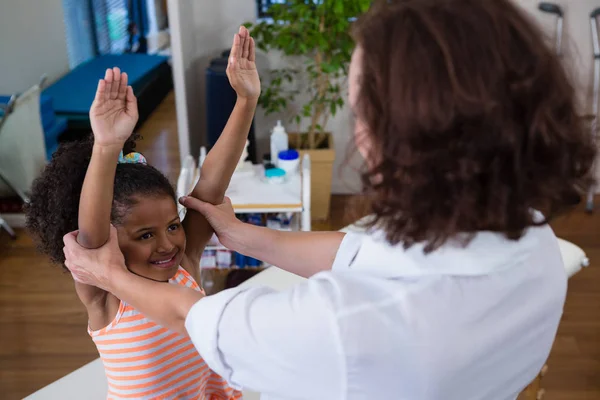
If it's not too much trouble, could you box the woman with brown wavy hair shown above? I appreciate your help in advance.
[62,0,596,398]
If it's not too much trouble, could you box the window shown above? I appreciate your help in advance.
[256,0,288,19]
[62,0,149,69]
[93,0,130,55]
[255,1,364,20]
[62,0,97,68]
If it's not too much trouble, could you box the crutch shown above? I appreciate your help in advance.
[588,9,600,212]
[538,2,564,55]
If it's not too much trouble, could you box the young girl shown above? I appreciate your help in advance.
[26,27,259,399]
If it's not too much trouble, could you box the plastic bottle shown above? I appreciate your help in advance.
[234,252,246,268]
[270,120,288,168]
[277,149,300,175]
[216,249,232,268]
[266,214,281,230]
[200,249,216,269]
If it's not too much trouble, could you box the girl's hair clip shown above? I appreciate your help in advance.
[118,151,147,165]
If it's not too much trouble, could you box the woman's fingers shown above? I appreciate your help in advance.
[179,196,210,214]
[109,224,120,241]
[179,196,225,225]
[70,272,84,284]
[63,230,77,248]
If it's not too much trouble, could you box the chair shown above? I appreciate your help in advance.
[0,84,47,237]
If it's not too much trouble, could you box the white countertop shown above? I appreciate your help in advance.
[227,165,303,213]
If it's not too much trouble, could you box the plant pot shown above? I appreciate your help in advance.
[288,132,335,221]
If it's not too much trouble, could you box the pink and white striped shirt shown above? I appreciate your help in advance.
[89,267,241,399]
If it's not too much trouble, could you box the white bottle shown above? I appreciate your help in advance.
[270,120,288,167]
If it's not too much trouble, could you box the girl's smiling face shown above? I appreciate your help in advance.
[116,195,186,282]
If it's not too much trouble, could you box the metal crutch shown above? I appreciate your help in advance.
[538,2,564,55]
[588,9,600,213]
[0,216,16,240]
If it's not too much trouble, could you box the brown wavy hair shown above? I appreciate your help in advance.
[352,0,597,251]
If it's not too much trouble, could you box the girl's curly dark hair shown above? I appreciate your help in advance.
[25,134,176,264]
[353,0,597,251]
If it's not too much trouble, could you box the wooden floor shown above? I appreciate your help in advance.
[1,92,599,399]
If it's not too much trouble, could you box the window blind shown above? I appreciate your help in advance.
[62,0,97,68]
[92,0,129,55]
[256,0,288,19]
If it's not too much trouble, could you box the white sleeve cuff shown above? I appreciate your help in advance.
[184,287,250,389]
[331,232,363,271]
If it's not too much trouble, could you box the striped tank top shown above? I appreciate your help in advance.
[89,267,241,400]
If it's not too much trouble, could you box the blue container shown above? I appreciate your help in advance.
[278,149,299,161]
[245,213,263,266]
[234,252,246,268]
[247,257,261,267]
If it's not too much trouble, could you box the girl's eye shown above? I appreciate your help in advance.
[168,223,180,232]
[140,232,153,240]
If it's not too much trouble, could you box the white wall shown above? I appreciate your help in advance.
[518,0,598,111]
[168,0,256,165]
[517,0,600,191]
[171,0,600,194]
[0,0,70,94]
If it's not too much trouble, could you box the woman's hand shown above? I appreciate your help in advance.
[63,225,127,292]
[179,196,242,250]
[90,67,139,148]
[227,26,261,101]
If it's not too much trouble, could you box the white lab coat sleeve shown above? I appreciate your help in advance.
[185,278,345,398]
[331,231,363,271]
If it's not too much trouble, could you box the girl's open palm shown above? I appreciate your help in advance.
[227,26,261,100]
[90,67,139,147]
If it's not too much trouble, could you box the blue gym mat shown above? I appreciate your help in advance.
[43,54,169,115]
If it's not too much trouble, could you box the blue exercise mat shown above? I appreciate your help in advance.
[43,54,169,115]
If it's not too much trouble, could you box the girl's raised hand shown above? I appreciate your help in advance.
[90,67,139,147]
[227,26,261,101]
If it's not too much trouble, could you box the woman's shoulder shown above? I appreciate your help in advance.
[331,221,561,278]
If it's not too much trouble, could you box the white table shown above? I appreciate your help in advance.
[178,154,312,232]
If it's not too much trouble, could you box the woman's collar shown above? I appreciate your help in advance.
[341,227,541,278]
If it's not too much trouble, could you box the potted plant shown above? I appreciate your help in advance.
[245,0,371,220]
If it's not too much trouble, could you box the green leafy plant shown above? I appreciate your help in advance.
[245,0,371,149]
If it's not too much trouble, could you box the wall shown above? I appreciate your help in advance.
[168,0,256,165]
[518,0,597,111]
[0,0,70,94]
[517,0,600,191]
[171,0,600,194]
